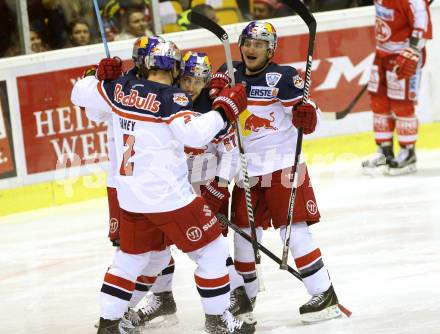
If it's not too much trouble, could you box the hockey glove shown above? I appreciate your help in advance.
[292,100,318,135]
[394,47,420,80]
[212,84,248,125]
[201,179,230,216]
[97,57,123,81]
[208,72,231,100]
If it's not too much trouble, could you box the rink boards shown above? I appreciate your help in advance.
[0,5,439,216]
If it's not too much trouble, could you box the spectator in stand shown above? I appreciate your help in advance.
[64,19,93,48]
[305,0,357,12]
[30,26,50,53]
[56,0,98,41]
[102,0,151,40]
[0,1,20,57]
[114,7,153,40]
[177,4,219,31]
[251,0,294,20]
[28,0,69,49]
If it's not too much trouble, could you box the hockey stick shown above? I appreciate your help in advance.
[330,0,434,120]
[217,214,352,317]
[280,0,316,270]
[333,84,368,120]
[188,11,265,290]
[92,0,110,57]
[217,214,302,281]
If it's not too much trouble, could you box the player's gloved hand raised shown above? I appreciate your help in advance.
[208,72,231,100]
[201,178,230,216]
[213,84,248,125]
[394,47,420,79]
[292,99,318,135]
[97,57,123,81]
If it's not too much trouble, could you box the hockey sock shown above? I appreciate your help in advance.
[280,223,331,296]
[151,257,175,294]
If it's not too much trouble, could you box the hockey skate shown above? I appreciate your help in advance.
[229,286,256,324]
[385,145,417,176]
[362,143,394,174]
[96,317,136,334]
[299,284,342,323]
[205,310,256,334]
[137,291,178,328]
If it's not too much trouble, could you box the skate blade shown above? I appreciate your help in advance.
[300,305,342,324]
[237,311,257,325]
[361,164,387,176]
[141,313,178,329]
[384,164,417,176]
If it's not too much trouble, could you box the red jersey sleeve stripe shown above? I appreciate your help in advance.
[104,272,136,291]
[194,274,230,288]
[295,248,322,269]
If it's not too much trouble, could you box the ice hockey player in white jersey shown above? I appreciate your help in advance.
[132,51,254,329]
[208,21,346,323]
[71,35,254,334]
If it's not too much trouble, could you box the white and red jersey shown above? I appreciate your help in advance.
[184,89,239,183]
[374,0,432,56]
[71,75,225,213]
[218,61,320,177]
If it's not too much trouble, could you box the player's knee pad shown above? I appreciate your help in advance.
[188,235,229,271]
[234,227,263,262]
[370,95,391,114]
[140,247,172,277]
[110,248,151,281]
[279,222,314,251]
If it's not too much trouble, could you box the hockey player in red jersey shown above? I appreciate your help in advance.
[210,21,344,323]
[363,0,432,175]
[71,36,255,334]
[133,50,255,329]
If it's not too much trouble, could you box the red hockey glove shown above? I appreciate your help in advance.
[97,57,123,81]
[212,84,248,124]
[394,47,420,80]
[292,100,318,135]
[201,179,230,215]
[208,72,231,100]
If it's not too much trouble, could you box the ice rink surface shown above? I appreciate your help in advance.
[1,150,440,334]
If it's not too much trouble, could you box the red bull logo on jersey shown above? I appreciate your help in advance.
[244,112,278,132]
[114,83,161,113]
[173,93,190,106]
[249,86,279,98]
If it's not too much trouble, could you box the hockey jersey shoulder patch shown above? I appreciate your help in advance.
[173,93,190,106]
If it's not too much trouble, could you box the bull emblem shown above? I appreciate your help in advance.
[244,112,278,132]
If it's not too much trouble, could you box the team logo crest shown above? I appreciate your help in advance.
[173,93,189,106]
[186,226,202,242]
[293,75,304,89]
[109,218,119,233]
[306,200,318,215]
[266,72,281,87]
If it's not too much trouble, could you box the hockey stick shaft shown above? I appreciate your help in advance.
[280,0,316,270]
[217,214,302,281]
[188,12,261,269]
[92,0,110,58]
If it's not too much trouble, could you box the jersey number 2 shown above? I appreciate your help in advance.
[120,134,135,176]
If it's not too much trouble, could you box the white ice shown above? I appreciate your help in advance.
[1,150,440,334]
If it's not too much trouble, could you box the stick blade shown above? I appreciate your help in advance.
[188,11,228,41]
